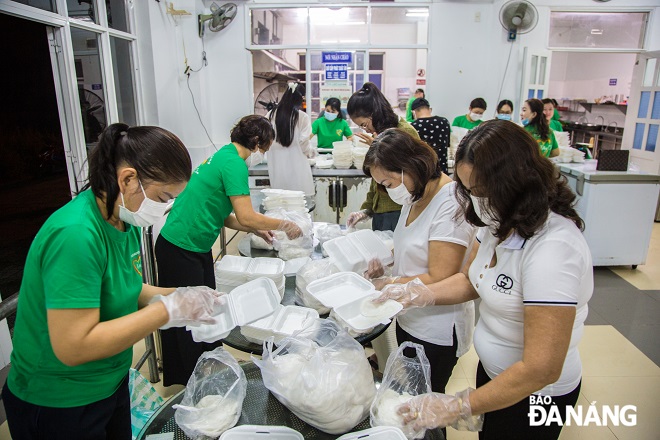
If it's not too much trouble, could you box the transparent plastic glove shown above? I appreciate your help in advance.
[254,229,275,244]
[364,258,386,280]
[346,209,370,228]
[398,388,482,432]
[155,286,226,330]
[277,219,303,240]
[371,276,400,291]
[374,278,435,309]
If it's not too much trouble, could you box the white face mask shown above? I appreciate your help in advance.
[324,112,338,121]
[386,171,414,206]
[245,149,264,167]
[469,194,497,227]
[119,180,173,227]
[470,112,483,122]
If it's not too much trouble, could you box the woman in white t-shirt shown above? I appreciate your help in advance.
[362,128,476,396]
[375,120,592,439]
[266,82,315,196]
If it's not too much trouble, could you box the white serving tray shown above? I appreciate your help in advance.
[220,425,304,440]
[190,278,281,343]
[323,230,393,274]
[336,427,407,439]
[305,272,375,309]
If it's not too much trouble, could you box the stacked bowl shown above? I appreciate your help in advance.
[332,141,354,169]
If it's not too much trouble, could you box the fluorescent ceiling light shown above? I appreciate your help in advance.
[321,40,338,44]
[407,9,428,13]
[315,21,366,26]
[260,50,297,70]
[406,12,429,18]
[340,39,360,43]
[590,29,603,35]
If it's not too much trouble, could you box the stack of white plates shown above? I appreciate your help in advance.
[315,158,334,169]
[261,188,307,212]
[352,146,368,169]
[555,147,586,163]
[332,141,353,169]
[214,255,285,298]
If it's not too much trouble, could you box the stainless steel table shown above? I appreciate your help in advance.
[136,361,446,440]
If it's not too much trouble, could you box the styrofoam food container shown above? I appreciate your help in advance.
[199,278,281,340]
[323,229,394,274]
[306,272,374,308]
[249,257,285,276]
[220,425,304,439]
[216,255,252,275]
[336,426,406,439]
[333,293,402,332]
[241,305,319,343]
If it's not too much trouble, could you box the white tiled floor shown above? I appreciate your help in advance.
[2,226,658,439]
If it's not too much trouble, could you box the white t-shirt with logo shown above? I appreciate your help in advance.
[394,182,476,356]
[470,212,593,396]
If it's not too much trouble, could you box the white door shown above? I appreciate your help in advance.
[519,47,552,112]
[623,51,660,174]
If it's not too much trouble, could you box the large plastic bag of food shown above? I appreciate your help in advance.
[174,347,247,439]
[295,259,339,314]
[370,342,432,439]
[254,319,376,434]
[267,208,314,260]
[250,233,274,250]
[315,223,346,257]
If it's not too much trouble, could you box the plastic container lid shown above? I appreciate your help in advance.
[249,257,286,276]
[336,427,407,439]
[220,425,304,439]
[216,255,252,274]
[323,230,393,274]
[333,294,402,332]
[306,272,375,308]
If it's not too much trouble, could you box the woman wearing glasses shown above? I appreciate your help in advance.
[346,82,420,231]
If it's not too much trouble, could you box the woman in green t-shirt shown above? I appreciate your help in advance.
[542,98,563,132]
[311,97,353,149]
[3,124,224,439]
[155,115,303,386]
[521,98,559,158]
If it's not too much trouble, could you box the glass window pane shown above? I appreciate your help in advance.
[633,123,645,150]
[537,89,544,99]
[530,55,538,85]
[651,92,660,120]
[71,28,107,146]
[110,37,137,126]
[10,0,56,12]
[643,58,657,87]
[252,8,306,46]
[369,54,384,71]
[646,124,658,152]
[538,57,547,85]
[68,0,97,24]
[549,12,648,49]
[528,89,535,99]
[107,0,129,33]
[638,91,651,119]
[371,7,428,45]
[310,7,367,45]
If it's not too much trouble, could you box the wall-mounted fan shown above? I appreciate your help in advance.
[254,82,288,116]
[198,3,237,38]
[499,0,538,41]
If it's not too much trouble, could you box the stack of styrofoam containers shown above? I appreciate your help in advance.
[332,141,354,169]
[239,304,319,344]
[336,427,407,440]
[215,255,285,299]
[322,229,394,275]
[261,188,308,212]
[352,146,369,170]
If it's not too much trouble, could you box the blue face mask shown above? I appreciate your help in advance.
[497,113,512,121]
[521,118,530,126]
[325,112,338,121]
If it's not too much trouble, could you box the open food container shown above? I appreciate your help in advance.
[336,427,407,440]
[220,425,304,440]
[240,305,319,344]
[189,278,281,343]
[323,230,394,274]
[306,272,400,333]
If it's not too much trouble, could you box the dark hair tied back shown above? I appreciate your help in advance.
[231,115,275,151]
[347,82,399,134]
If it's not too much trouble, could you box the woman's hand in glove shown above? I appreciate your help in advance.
[364,258,386,279]
[374,278,435,309]
[277,220,303,239]
[346,210,370,228]
[399,389,483,432]
[154,286,225,329]
[254,229,275,244]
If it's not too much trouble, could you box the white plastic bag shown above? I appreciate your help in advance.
[267,208,314,260]
[295,259,339,314]
[174,347,247,439]
[370,342,432,439]
[254,319,376,434]
[250,233,274,250]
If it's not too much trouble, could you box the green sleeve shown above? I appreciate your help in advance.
[221,157,250,197]
[343,120,353,137]
[42,225,103,309]
[451,116,461,127]
[406,97,415,123]
[312,118,320,135]
[360,179,376,214]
